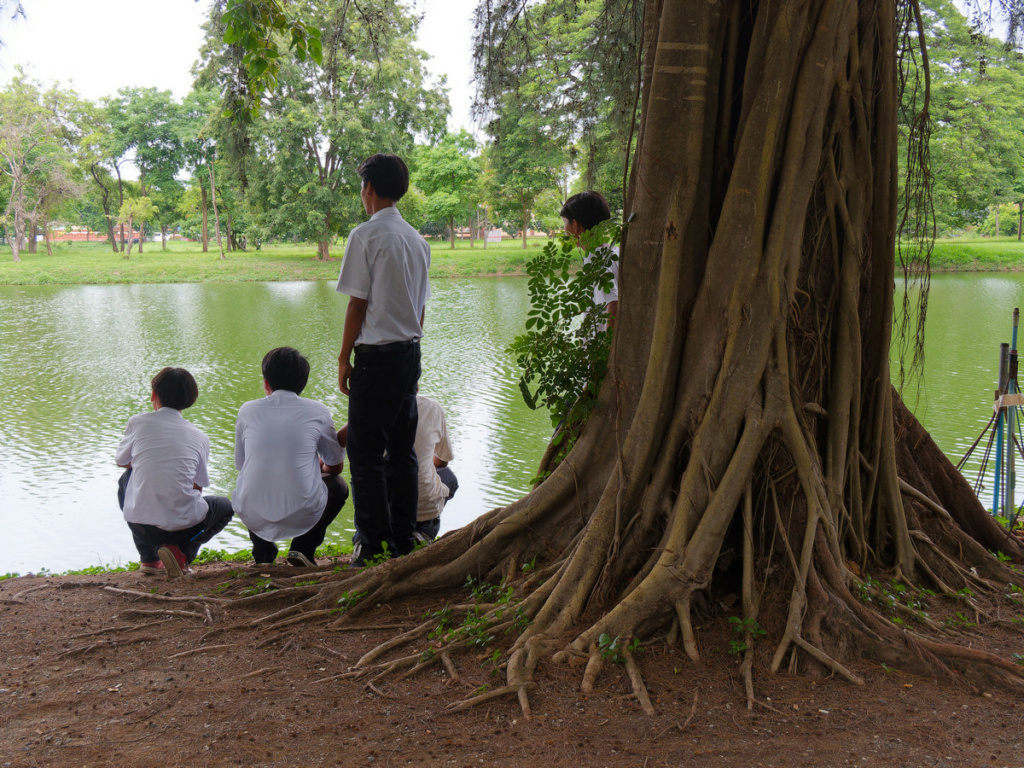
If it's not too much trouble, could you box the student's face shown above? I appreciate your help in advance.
[562,217,584,242]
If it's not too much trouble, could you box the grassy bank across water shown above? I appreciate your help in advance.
[0,238,549,286]
[930,238,1024,271]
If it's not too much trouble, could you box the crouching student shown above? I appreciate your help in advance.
[233,347,349,567]
[411,393,457,543]
[116,367,234,579]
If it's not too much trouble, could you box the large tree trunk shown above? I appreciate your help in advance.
[138,222,145,253]
[450,215,456,250]
[240,0,1024,711]
[27,221,37,254]
[317,239,330,260]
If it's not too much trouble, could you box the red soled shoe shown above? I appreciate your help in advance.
[139,561,164,576]
[156,545,188,579]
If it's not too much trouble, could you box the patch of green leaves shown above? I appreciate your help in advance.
[944,611,976,630]
[728,615,767,655]
[330,590,367,616]
[240,577,277,597]
[507,222,620,460]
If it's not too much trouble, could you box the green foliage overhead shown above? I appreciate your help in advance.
[220,0,322,120]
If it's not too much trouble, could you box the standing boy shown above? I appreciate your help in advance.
[115,367,234,579]
[233,347,348,566]
[336,153,431,565]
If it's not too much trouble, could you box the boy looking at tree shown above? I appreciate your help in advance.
[115,367,234,579]
[233,347,348,566]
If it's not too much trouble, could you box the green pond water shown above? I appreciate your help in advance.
[0,272,1018,573]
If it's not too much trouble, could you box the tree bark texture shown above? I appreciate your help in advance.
[245,0,1024,707]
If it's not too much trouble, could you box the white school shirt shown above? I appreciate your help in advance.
[584,244,619,333]
[232,390,345,541]
[414,395,454,522]
[115,408,210,530]
[335,206,431,345]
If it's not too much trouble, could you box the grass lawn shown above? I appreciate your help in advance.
[0,238,551,286]
[930,237,1024,271]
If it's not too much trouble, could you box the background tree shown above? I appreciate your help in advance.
[413,130,481,249]
[116,195,158,258]
[106,87,183,253]
[485,99,564,249]
[0,74,78,262]
[199,0,448,259]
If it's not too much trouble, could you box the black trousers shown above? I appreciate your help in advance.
[248,474,349,562]
[347,341,420,558]
[118,468,234,564]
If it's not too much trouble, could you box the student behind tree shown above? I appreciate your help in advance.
[115,367,234,579]
[560,190,619,332]
[233,347,349,567]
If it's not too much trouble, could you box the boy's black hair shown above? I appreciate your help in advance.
[357,153,410,201]
[262,346,310,395]
[152,367,199,411]
[559,190,612,232]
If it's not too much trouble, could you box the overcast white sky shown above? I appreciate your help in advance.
[0,0,478,131]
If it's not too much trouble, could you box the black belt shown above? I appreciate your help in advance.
[354,339,420,355]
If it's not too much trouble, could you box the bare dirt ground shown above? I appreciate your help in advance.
[2,561,1023,768]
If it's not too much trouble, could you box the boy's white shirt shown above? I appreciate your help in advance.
[233,390,345,541]
[414,395,454,522]
[115,407,210,530]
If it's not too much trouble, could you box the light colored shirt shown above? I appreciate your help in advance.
[414,395,454,522]
[233,390,345,541]
[336,206,431,345]
[115,408,210,530]
[585,244,619,334]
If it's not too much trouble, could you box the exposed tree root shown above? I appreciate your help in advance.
[444,683,537,715]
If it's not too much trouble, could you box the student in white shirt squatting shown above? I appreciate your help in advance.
[233,347,349,567]
[116,367,234,579]
[336,153,430,566]
[341,391,458,549]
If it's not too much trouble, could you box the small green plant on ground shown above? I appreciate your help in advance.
[598,633,624,663]
[728,615,767,655]
[240,578,277,597]
[944,611,977,630]
[331,590,367,615]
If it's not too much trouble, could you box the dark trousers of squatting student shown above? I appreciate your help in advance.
[117,468,234,564]
[347,340,420,558]
[247,474,350,563]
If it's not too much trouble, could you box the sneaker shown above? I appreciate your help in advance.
[139,561,164,576]
[157,545,187,579]
[412,530,432,545]
[285,551,316,568]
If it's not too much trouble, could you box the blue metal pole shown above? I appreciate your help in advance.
[996,343,1009,515]
[1007,309,1020,519]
